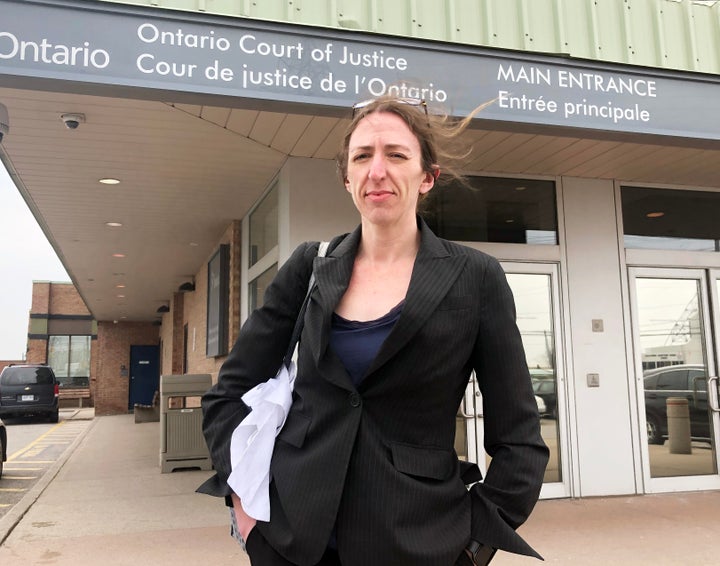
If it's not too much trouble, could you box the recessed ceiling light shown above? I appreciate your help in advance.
[112,253,126,258]
[505,219,515,223]
[189,242,199,247]
[106,222,123,227]
[646,212,665,218]
[116,294,125,298]
[116,284,125,289]
[515,186,527,191]
[99,178,120,185]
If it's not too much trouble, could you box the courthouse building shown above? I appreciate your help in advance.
[1,0,720,501]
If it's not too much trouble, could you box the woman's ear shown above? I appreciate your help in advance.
[419,171,435,195]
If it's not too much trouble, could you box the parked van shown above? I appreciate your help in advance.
[0,365,59,423]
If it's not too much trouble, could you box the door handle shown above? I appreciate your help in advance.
[457,405,483,419]
[708,376,720,413]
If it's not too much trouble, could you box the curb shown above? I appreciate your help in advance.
[0,416,97,545]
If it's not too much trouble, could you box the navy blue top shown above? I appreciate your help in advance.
[330,301,405,388]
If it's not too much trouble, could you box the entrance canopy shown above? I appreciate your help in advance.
[3,0,720,322]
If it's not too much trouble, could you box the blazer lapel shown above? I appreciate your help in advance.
[303,227,360,391]
[365,220,467,378]
[301,220,467,390]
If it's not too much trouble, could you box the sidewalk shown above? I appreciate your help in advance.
[0,410,248,566]
[1,411,718,565]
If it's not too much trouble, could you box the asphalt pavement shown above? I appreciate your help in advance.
[0,409,718,565]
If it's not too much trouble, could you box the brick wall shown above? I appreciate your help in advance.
[171,292,184,374]
[25,340,47,364]
[48,283,91,315]
[95,321,159,415]
[31,282,51,313]
[183,256,218,376]
[178,223,242,381]
[229,220,242,346]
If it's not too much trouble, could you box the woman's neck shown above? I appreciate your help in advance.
[358,216,421,263]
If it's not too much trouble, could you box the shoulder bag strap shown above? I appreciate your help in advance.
[282,241,329,367]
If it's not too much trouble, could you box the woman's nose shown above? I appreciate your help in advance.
[368,154,386,180]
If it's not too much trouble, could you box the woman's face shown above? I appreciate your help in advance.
[344,111,434,229]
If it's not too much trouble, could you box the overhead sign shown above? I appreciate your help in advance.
[2,0,720,140]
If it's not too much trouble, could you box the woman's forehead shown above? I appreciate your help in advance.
[349,111,420,150]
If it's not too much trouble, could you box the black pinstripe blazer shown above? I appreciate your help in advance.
[199,218,549,566]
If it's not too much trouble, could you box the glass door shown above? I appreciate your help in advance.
[455,263,570,498]
[629,268,720,492]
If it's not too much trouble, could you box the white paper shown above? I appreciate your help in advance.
[227,361,296,521]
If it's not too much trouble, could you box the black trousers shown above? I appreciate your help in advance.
[245,528,476,566]
[245,529,341,566]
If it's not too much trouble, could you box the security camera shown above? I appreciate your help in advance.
[61,113,85,130]
[0,103,9,143]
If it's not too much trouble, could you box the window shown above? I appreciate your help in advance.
[207,245,230,357]
[423,176,557,244]
[249,265,277,312]
[622,186,720,251]
[48,335,91,388]
[249,187,278,267]
[247,184,279,313]
[1,366,55,386]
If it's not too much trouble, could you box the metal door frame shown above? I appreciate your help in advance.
[628,267,720,493]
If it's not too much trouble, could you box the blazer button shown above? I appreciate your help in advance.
[349,392,361,408]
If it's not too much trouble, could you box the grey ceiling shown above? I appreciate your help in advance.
[1,85,719,322]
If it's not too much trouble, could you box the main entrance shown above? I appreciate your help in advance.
[629,268,720,492]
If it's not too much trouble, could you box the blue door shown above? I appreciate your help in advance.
[129,345,159,409]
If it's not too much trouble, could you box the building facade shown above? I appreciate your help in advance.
[1,0,720,501]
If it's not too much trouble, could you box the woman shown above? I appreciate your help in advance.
[199,96,549,566]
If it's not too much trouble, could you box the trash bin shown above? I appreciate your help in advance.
[160,373,213,473]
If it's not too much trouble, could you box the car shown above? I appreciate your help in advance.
[0,417,6,479]
[534,394,548,417]
[0,364,59,423]
[530,369,558,419]
[643,364,715,445]
[532,378,557,418]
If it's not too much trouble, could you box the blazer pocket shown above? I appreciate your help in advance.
[390,441,454,481]
[437,294,472,311]
[276,410,311,448]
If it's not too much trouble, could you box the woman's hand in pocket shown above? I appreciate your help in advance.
[231,492,257,541]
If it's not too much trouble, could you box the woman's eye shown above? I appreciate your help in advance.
[388,152,407,160]
[352,153,370,161]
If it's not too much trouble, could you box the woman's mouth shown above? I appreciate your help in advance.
[366,190,393,201]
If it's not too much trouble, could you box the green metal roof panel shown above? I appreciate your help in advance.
[99,0,720,74]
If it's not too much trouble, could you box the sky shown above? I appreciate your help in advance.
[0,162,69,360]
